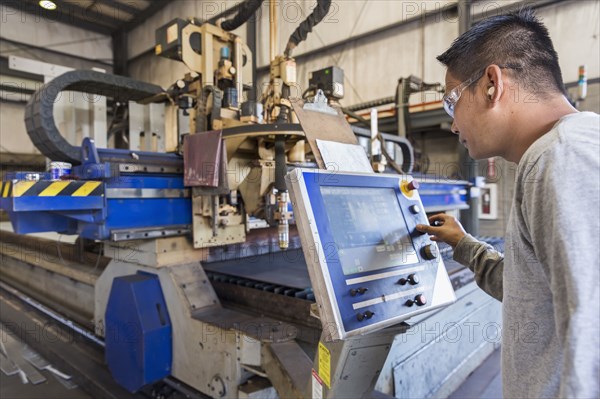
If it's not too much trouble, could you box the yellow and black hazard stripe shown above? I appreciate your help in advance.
[0,181,11,198]
[3,181,103,197]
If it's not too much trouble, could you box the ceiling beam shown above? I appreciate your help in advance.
[2,1,113,35]
[123,0,169,32]
[52,0,121,30]
[94,0,139,16]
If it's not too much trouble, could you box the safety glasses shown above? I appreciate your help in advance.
[442,70,484,118]
[442,65,519,118]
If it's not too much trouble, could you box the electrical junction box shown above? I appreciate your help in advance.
[309,66,345,99]
[155,18,198,61]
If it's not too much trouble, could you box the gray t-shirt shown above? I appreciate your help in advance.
[453,111,600,398]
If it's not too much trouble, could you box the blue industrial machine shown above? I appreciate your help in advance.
[0,11,482,398]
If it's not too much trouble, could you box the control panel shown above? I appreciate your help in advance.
[286,169,456,340]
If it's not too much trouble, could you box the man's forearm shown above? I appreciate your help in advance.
[453,234,504,301]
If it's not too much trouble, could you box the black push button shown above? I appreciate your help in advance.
[415,294,427,306]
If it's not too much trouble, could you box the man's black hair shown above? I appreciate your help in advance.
[437,8,566,97]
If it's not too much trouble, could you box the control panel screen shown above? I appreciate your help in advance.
[319,186,418,275]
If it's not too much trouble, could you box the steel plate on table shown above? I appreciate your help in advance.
[202,249,312,289]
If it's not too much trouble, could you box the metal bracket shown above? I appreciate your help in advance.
[303,89,337,116]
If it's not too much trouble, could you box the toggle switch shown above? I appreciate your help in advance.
[357,310,375,321]
[350,287,368,296]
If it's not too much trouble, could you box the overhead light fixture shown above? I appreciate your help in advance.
[39,1,57,10]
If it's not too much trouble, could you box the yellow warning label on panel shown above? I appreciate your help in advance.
[72,181,101,197]
[12,181,35,197]
[39,181,70,196]
[318,342,331,388]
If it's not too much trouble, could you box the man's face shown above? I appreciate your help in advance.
[445,70,505,160]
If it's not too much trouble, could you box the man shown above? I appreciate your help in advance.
[416,8,600,399]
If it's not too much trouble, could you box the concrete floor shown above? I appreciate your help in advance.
[449,348,502,399]
[0,369,91,399]
[0,347,501,399]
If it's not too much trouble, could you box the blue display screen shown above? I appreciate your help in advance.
[319,186,419,275]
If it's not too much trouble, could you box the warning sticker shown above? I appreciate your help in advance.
[318,342,331,388]
[312,369,323,399]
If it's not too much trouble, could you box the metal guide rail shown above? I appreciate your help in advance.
[0,173,468,243]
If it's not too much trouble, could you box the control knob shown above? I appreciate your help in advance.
[421,244,438,260]
[405,294,427,307]
[414,294,427,306]
[409,204,421,214]
[398,274,420,286]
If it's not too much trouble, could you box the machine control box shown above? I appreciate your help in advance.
[308,66,345,99]
[155,18,197,61]
[286,169,456,340]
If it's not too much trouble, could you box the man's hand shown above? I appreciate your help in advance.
[416,214,467,249]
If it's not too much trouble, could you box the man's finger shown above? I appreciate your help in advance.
[428,213,447,224]
[416,224,437,233]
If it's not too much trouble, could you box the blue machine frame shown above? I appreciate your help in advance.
[0,139,191,240]
[0,138,470,242]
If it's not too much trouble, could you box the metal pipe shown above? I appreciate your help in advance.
[345,97,395,112]
[246,15,258,101]
[0,281,105,347]
[234,37,243,104]
[370,108,380,160]
[269,0,278,61]
[457,0,479,236]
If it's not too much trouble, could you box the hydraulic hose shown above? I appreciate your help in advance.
[221,0,265,31]
[284,0,332,56]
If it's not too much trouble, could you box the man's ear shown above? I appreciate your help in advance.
[486,65,504,103]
